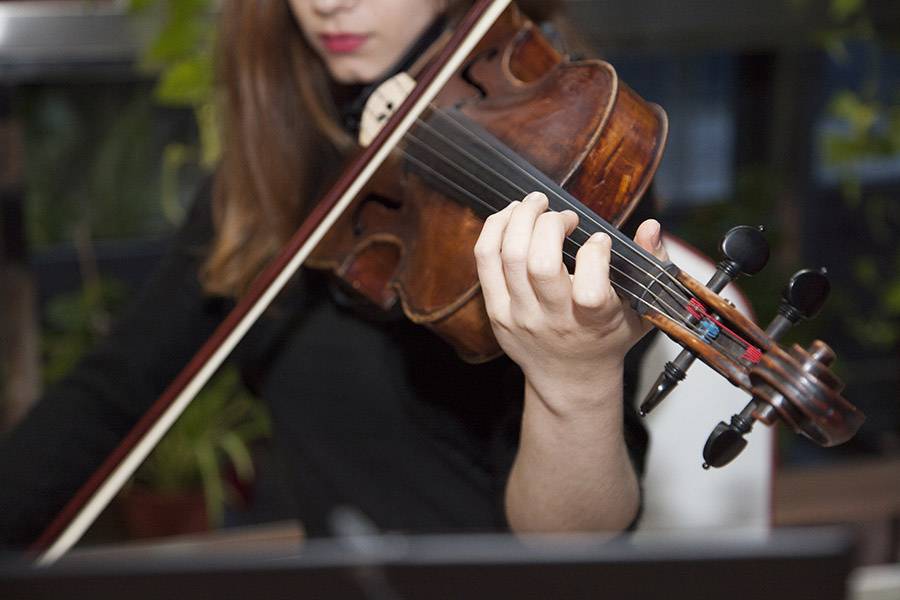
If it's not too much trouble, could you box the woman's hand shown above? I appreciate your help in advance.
[476,191,668,532]
[474,191,668,413]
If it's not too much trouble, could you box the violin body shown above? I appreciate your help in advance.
[308,6,667,362]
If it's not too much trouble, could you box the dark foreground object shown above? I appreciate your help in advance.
[1,528,853,600]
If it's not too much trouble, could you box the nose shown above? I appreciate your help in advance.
[311,0,358,15]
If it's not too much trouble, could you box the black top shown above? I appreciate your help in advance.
[0,15,651,544]
[0,180,650,547]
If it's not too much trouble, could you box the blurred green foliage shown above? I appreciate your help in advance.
[817,0,900,351]
[666,166,790,331]
[124,0,270,528]
[21,84,174,247]
[132,365,270,527]
[826,91,900,165]
[42,279,126,385]
[19,0,269,530]
[40,269,269,527]
[130,0,219,190]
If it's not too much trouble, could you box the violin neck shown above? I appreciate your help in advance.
[405,107,685,320]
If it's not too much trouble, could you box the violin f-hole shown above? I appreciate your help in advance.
[352,193,403,236]
[459,47,500,104]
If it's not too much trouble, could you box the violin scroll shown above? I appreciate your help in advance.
[749,340,863,447]
[648,258,867,468]
[702,338,863,469]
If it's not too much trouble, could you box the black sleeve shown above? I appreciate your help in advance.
[621,331,653,530]
[0,184,226,549]
[622,331,653,478]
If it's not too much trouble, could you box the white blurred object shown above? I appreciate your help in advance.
[849,564,900,600]
[635,235,773,534]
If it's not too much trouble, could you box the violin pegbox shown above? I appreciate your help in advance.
[359,72,417,147]
[638,226,865,469]
[640,226,770,417]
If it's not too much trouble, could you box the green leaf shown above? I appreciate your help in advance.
[195,102,221,167]
[154,56,213,107]
[196,443,225,527]
[220,432,255,482]
[817,30,850,62]
[830,0,864,21]
[830,91,878,135]
[128,0,156,12]
[884,281,900,315]
[848,316,898,347]
[130,364,270,526]
[160,142,193,224]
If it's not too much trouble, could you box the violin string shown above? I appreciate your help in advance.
[397,147,689,330]
[363,91,693,319]
[390,130,731,351]
[397,139,690,325]
[359,88,746,355]
[398,134,753,362]
[428,106,695,306]
[395,134,749,360]
[362,87,696,320]
[369,83,695,309]
[413,108,693,313]
[377,75,695,304]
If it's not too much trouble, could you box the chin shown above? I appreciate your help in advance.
[326,59,391,85]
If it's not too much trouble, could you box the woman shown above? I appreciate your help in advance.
[0,0,667,548]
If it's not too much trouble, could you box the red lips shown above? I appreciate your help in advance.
[319,33,369,53]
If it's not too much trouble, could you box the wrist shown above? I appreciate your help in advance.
[523,360,625,420]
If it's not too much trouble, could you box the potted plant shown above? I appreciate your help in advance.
[40,275,270,538]
[119,365,271,538]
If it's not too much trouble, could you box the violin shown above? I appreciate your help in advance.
[32,0,864,563]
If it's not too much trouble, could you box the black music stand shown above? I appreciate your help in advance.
[1,527,854,600]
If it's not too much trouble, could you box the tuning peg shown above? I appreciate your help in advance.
[639,225,770,417]
[702,400,756,469]
[707,225,770,291]
[639,353,689,416]
[765,268,830,341]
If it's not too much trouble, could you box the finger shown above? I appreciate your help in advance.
[527,210,578,312]
[634,219,669,262]
[571,232,617,321]
[474,202,517,318]
[501,191,549,308]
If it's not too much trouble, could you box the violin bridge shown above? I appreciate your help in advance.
[359,72,417,147]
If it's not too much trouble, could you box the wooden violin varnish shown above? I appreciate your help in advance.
[308,3,667,362]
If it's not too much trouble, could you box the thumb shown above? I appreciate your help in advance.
[634,219,669,262]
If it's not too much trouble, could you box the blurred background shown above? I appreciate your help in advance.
[0,0,897,562]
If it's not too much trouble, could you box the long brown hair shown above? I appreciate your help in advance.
[204,0,564,297]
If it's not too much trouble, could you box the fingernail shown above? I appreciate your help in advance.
[591,232,610,245]
[651,221,663,250]
[525,191,547,205]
